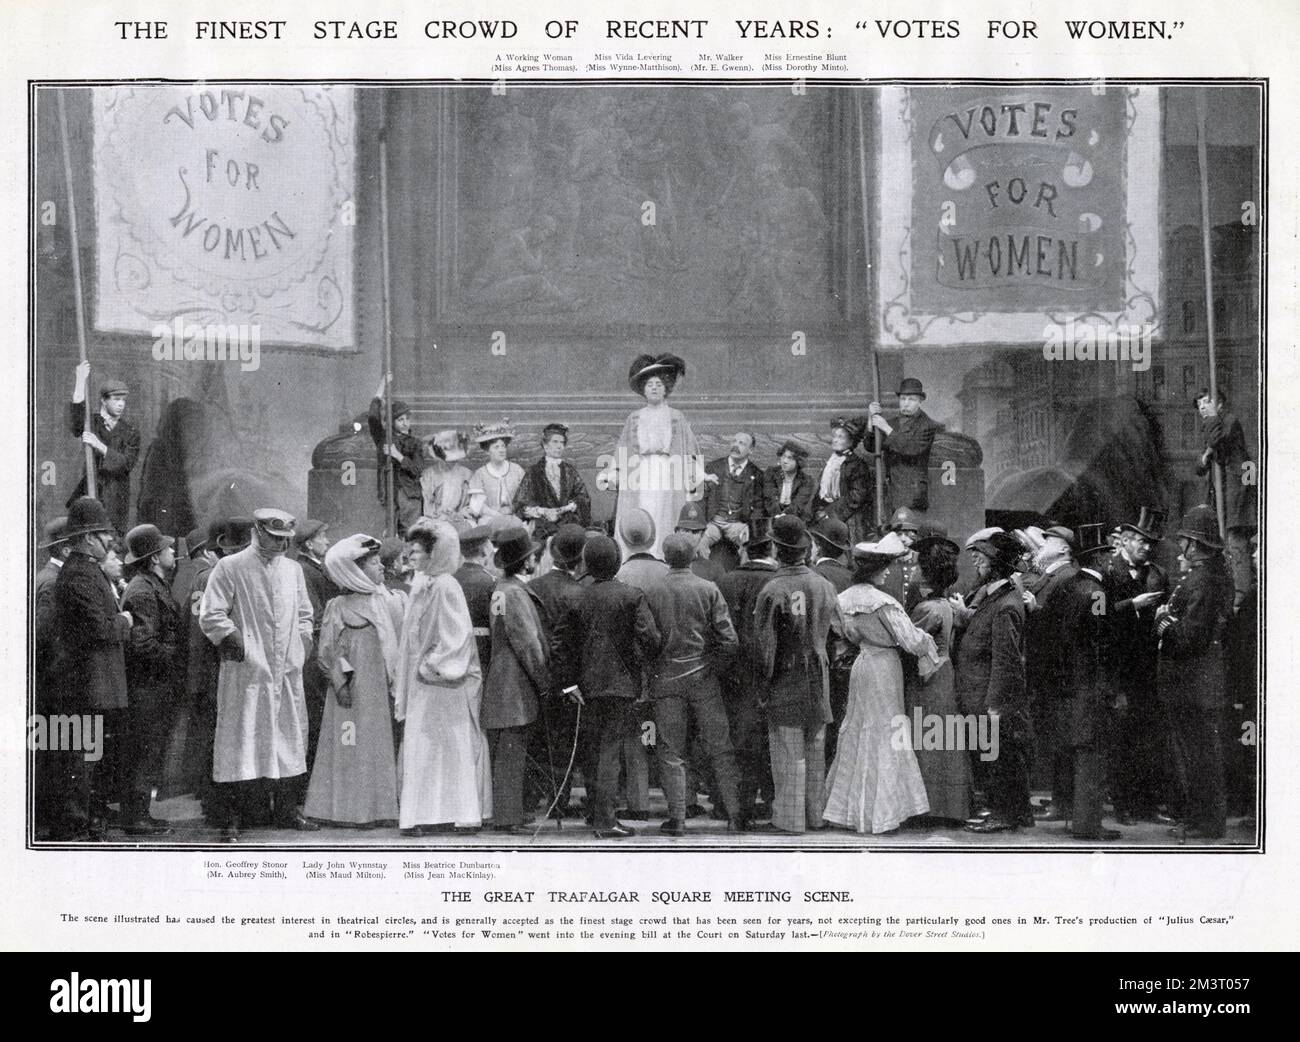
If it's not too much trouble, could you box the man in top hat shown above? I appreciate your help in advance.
[613,507,668,821]
[199,508,318,840]
[1193,389,1257,611]
[864,377,942,516]
[1156,506,1235,840]
[1051,524,1122,840]
[295,519,340,785]
[67,361,141,535]
[482,527,549,833]
[753,516,841,834]
[959,532,1031,833]
[53,498,135,840]
[718,518,779,821]
[516,422,592,543]
[675,499,726,585]
[529,524,592,819]
[1101,508,1173,825]
[369,375,427,534]
[34,517,74,837]
[763,441,816,523]
[814,417,873,546]
[119,524,182,836]
[552,535,663,838]
[698,431,763,561]
[1025,524,1080,823]
[641,534,745,835]
[454,523,497,676]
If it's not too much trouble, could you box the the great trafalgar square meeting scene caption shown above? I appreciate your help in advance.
[2,0,1289,960]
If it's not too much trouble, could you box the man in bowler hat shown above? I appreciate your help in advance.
[865,377,942,515]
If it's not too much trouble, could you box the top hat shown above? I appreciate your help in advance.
[851,531,909,569]
[219,517,254,552]
[493,526,542,570]
[770,514,811,551]
[618,506,660,548]
[896,378,926,400]
[810,516,850,555]
[38,516,70,549]
[123,523,175,565]
[1121,507,1168,542]
[675,500,707,533]
[550,523,588,566]
[1176,505,1224,550]
[64,497,115,539]
[628,353,687,396]
[474,418,516,447]
[888,507,922,534]
[971,531,1024,574]
[253,508,296,539]
[294,519,328,547]
[1075,522,1112,560]
[98,378,129,399]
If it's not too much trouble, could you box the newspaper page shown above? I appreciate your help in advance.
[0,0,1293,958]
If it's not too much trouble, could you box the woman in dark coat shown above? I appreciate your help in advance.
[763,440,816,522]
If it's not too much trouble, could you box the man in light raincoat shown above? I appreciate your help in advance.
[200,508,319,841]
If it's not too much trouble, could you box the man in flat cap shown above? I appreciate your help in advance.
[200,508,318,840]
[68,361,141,534]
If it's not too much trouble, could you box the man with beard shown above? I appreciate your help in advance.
[960,532,1031,833]
[120,524,182,836]
[698,431,763,561]
[1157,506,1235,840]
[1026,525,1080,823]
[53,498,134,840]
[200,509,318,841]
[1100,509,1172,824]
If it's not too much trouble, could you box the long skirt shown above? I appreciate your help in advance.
[398,675,492,829]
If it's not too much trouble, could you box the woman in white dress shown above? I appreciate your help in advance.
[394,517,492,834]
[467,418,526,525]
[420,429,474,526]
[823,532,944,834]
[612,354,702,562]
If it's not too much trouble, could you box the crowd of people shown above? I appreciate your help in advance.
[32,354,1257,843]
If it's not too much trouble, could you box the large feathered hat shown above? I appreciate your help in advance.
[628,354,687,396]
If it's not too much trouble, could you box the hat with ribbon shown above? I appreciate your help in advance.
[123,523,175,565]
[64,497,115,539]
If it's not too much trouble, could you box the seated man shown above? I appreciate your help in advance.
[698,432,762,560]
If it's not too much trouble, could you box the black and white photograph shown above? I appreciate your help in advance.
[25,77,1263,856]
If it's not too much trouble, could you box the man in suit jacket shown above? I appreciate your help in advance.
[53,498,134,840]
[295,519,340,790]
[515,422,592,543]
[717,522,779,821]
[67,363,141,534]
[454,525,496,675]
[959,532,1031,833]
[699,432,763,559]
[753,516,840,834]
[1157,507,1235,840]
[121,524,183,836]
[865,378,942,515]
[763,441,816,523]
[1194,390,1257,610]
[1054,526,1121,840]
[34,517,74,837]
[642,535,744,834]
[1101,509,1172,824]
[483,528,549,833]
[552,536,662,838]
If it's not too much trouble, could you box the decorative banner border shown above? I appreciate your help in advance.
[876,85,1161,350]
[93,85,356,351]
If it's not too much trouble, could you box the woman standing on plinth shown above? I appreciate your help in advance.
[612,354,702,562]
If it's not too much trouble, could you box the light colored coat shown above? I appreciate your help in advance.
[199,544,314,783]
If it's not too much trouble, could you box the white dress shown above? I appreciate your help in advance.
[613,403,700,561]
[393,570,493,829]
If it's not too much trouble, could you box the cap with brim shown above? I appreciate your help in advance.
[294,519,327,546]
[253,508,296,538]
[39,516,70,549]
[99,379,129,399]
[963,526,1005,550]
[1041,525,1078,552]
